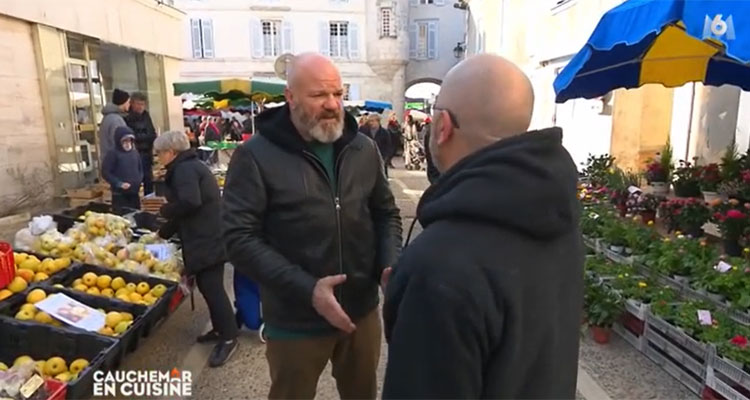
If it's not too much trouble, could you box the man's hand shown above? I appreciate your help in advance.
[121,182,131,190]
[381,267,392,293]
[312,274,356,333]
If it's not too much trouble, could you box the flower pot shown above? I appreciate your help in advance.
[685,225,704,238]
[609,245,624,254]
[707,291,726,303]
[624,247,633,256]
[649,182,670,197]
[591,326,611,344]
[674,182,701,198]
[640,210,656,225]
[703,191,722,203]
[724,238,742,257]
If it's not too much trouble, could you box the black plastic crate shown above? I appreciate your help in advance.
[50,263,178,335]
[0,317,119,400]
[0,285,147,355]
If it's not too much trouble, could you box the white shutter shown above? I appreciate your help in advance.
[378,8,384,37]
[191,19,203,58]
[201,19,215,58]
[435,0,446,5]
[409,0,418,5]
[408,23,417,58]
[348,22,360,59]
[349,83,360,101]
[251,18,263,58]
[282,20,294,54]
[427,21,437,59]
[319,21,331,56]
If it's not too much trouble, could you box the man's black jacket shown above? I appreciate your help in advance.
[125,110,156,154]
[383,127,584,399]
[222,105,402,331]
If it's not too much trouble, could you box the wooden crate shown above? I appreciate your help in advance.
[65,187,103,199]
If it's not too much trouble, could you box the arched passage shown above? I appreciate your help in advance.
[405,78,442,114]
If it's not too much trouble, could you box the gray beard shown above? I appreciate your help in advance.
[310,120,344,143]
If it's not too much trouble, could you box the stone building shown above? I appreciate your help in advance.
[175,0,411,118]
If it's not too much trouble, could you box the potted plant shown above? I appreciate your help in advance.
[658,199,683,233]
[582,154,616,188]
[602,221,628,253]
[711,201,750,256]
[718,335,750,372]
[644,142,673,197]
[674,198,711,237]
[626,192,659,224]
[584,283,624,344]
[701,163,723,202]
[673,159,702,198]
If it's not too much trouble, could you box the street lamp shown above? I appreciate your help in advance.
[453,42,466,59]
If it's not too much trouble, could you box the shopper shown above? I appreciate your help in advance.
[126,92,157,195]
[383,54,584,399]
[101,126,142,211]
[366,114,393,178]
[387,112,402,163]
[154,130,238,368]
[223,52,402,400]
[99,88,130,162]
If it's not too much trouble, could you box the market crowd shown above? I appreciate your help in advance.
[96,52,583,398]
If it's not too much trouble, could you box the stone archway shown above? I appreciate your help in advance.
[406,77,443,88]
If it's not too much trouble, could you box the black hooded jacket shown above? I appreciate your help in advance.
[383,127,584,399]
[222,105,402,332]
[102,127,142,195]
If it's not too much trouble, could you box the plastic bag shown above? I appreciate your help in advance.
[13,228,35,252]
[29,215,57,236]
[0,361,37,398]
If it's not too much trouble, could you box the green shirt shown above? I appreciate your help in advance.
[308,141,336,190]
[265,141,337,340]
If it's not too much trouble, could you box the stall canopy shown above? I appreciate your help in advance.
[173,78,286,102]
[554,0,750,103]
[363,100,392,112]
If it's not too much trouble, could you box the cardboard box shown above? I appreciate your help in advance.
[68,197,102,208]
[65,188,103,199]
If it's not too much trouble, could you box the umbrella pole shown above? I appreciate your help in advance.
[685,82,696,161]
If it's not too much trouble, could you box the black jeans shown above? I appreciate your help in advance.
[140,152,154,195]
[112,192,140,212]
[196,263,238,341]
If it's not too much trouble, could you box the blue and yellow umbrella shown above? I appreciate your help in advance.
[554,0,750,103]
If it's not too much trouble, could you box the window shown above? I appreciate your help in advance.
[409,20,438,60]
[261,20,281,57]
[343,84,351,101]
[190,18,214,59]
[380,7,396,38]
[419,0,433,4]
[329,21,349,58]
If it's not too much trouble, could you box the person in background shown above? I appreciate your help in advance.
[204,117,222,143]
[222,52,402,400]
[387,112,402,165]
[185,124,199,149]
[154,130,239,367]
[229,119,243,141]
[383,54,583,399]
[99,88,130,163]
[126,92,157,195]
[402,115,418,170]
[367,114,393,178]
[422,129,440,184]
[102,126,143,211]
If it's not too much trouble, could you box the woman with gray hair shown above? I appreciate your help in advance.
[154,130,238,367]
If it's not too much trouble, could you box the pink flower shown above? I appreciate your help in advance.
[727,210,746,219]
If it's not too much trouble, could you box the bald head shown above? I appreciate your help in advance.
[284,53,346,143]
[440,54,534,144]
[429,54,534,172]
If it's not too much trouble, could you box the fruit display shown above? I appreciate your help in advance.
[9,252,72,287]
[99,311,134,337]
[2,354,90,383]
[66,271,168,306]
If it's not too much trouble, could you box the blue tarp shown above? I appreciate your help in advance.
[363,100,393,112]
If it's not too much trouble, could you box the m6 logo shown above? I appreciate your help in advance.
[703,14,736,40]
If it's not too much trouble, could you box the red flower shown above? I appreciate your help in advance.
[727,210,746,219]
[731,335,748,348]
[714,212,725,222]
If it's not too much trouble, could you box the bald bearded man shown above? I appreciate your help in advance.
[383,54,583,399]
[223,53,402,399]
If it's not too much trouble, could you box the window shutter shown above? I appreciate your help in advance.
[435,0,446,5]
[349,84,360,101]
[409,23,417,58]
[319,21,331,56]
[348,22,360,59]
[409,0,418,6]
[282,20,294,54]
[427,21,438,59]
[201,19,215,58]
[191,19,203,58]
[251,18,263,58]
[378,8,384,38]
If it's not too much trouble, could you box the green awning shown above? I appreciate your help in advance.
[173,78,286,102]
